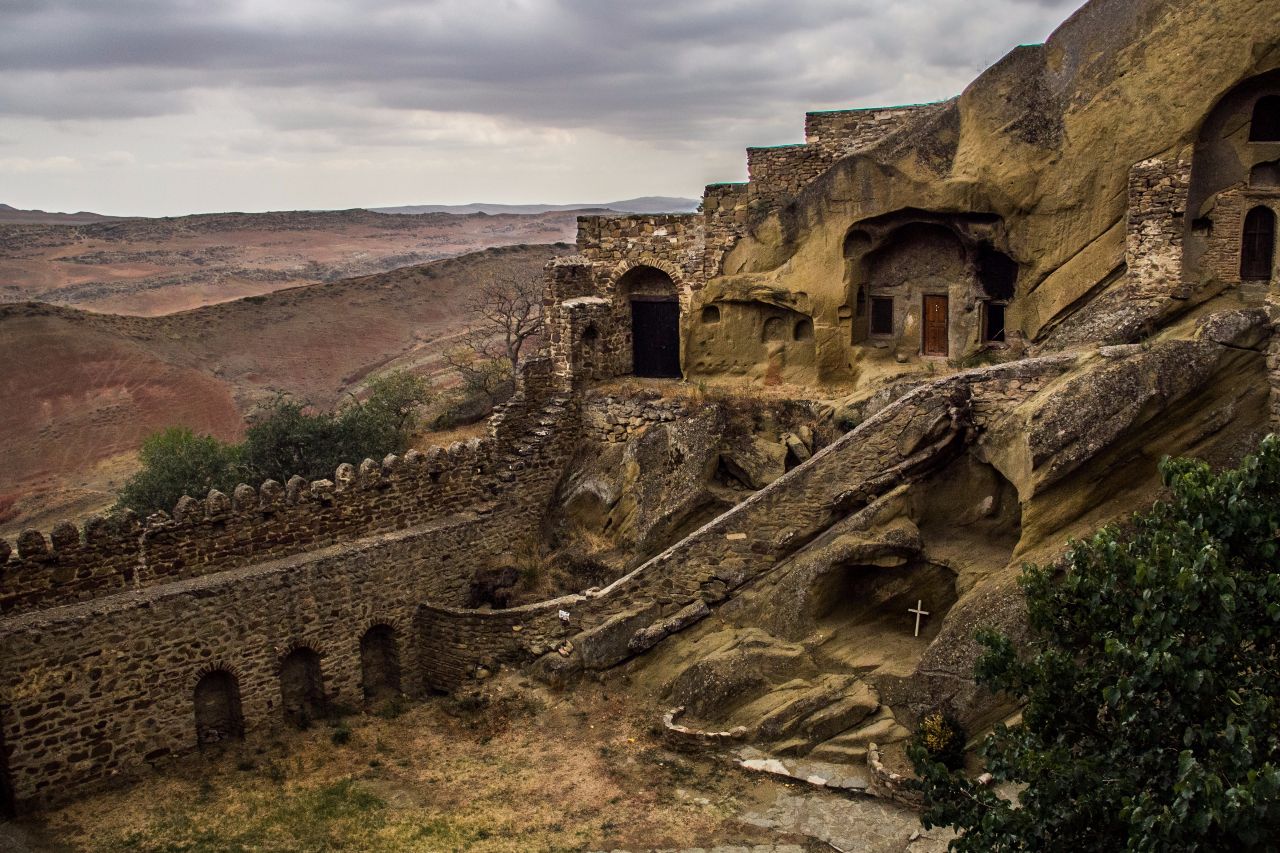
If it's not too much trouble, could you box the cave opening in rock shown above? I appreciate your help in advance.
[806,560,959,675]
[912,453,1023,570]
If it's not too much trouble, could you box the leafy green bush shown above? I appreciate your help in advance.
[117,371,434,515]
[913,435,1280,851]
[116,427,240,517]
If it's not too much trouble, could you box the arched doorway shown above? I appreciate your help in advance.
[279,648,326,728]
[194,670,244,746]
[617,265,681,378]
[360,624,402,700]
[1242,206,1276,282]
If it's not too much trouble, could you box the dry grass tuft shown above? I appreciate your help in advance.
[30,680,782,852]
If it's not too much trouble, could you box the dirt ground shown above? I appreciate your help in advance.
[6,678,944,853]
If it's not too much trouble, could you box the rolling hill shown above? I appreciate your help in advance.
[0,242,574,534]
[0,208,581,315]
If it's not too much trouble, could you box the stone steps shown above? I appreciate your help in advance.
[808,710,909,764]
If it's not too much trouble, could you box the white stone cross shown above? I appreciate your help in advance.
[909,600,930,637]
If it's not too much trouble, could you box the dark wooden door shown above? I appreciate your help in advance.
[631,299,681,377]
[922,295,949,356]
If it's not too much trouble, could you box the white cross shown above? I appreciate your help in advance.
[909,600,930,637]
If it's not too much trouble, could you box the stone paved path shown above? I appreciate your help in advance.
[593,783,953,853]
[740,790,953,852]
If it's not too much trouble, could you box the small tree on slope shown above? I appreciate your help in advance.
[913,434,1280,852]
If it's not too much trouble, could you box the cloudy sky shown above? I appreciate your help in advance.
[0,0,1081,217]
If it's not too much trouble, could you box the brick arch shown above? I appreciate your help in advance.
[607,257,693,308]
[276,638,326,663]
[358,614,406,638]
[188,661,247,691]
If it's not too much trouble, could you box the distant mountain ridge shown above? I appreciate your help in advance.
[0,203,121,225]
[370,196,700,216]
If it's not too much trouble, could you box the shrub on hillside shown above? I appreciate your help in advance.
[116,427,240,517]
[912,711,966,771]
[912,434,1280,851]
[117,371,434,515]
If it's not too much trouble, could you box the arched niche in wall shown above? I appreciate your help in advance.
[762,316,786,342]
[194,669,244,747]
[360,624,402,700]
[279,647,327,728]
[1250,160,1280,188]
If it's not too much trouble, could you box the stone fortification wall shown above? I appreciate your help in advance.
[543,258,618,382]
[1126,157,1191,299]
[575,214,704,288]
[0,359,569,617]
[582,392,692,443]
[803,106,934,154]
[744,105,938,218]
[702,183,750,279]
[0,357,581,811]
[558,216,705,380]
[0,518,477,808]
[746,144,834,214]
[416,356,1076,692]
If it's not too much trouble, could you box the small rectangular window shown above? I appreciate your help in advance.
[984,302,1006,343]
[855,287,867,317]
[870,297,894,336]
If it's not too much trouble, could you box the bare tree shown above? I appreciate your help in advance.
[443,270,544,406]
[461,270,544,369]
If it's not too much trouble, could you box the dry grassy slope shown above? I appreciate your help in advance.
[0,208,581,315]
[0,243,574,534]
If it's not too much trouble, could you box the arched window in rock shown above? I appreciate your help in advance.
[762,317,785,342]
[1249,95,1280,142]
[360,624,402,700]
[194,670,244,746]
[279,647,326,728]
[793,318,814,341]
[701,305,721,324]
[1241,206,1276,281]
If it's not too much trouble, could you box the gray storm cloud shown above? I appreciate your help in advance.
[0,0,1081,214]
